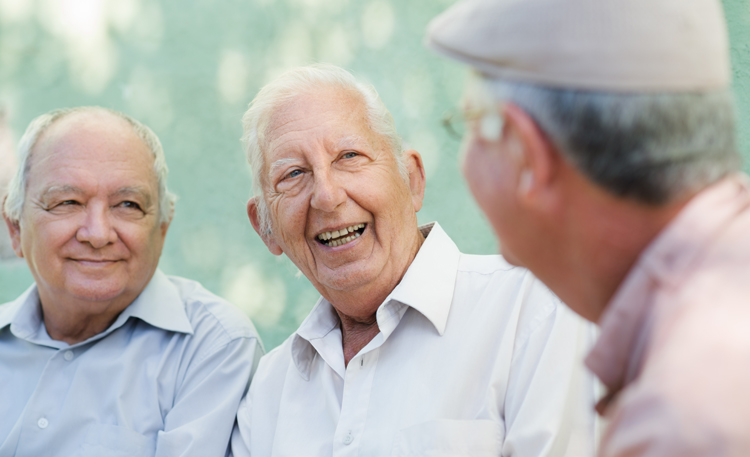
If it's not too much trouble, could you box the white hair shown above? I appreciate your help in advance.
[3,106,176,224]
[471,74,741,204]
[242,64,406,235]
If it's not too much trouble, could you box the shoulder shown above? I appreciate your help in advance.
[245,336,295,412]
[253,336,294,385]
[166,275,261,348]
[454,253,585,346]
[456,253,539,297]
[455,253,559,319]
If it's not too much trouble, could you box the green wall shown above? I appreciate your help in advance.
[0,0,748,349]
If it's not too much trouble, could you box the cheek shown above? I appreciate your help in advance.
[269,198,308,246]
[118,222,164,256]
[24,219,75,255]
[461,141,501,205]
[461,140,518,237]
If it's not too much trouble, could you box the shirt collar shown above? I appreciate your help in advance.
[386,222,460,336]
[0,269,193,346]
[0,284,43,340]
[116,269,194,335]
[291,222,461,378]
[586,174,750,394]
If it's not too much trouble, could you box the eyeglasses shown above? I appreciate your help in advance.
[441,107,504,142]
[441,108,485,140]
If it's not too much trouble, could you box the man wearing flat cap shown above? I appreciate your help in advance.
[231,64,597,457]
[0,107,263,456]
[427,0,750,455]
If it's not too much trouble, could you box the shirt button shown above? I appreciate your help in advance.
[343,431,353,445]
[37,418,48,429]
[63,351,74,361]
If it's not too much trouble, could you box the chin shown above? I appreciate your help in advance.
[67,281,130,304]
[317,266,377,293]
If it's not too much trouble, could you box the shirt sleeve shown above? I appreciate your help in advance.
[229,395,252,457]
[501,278,600,457]
[154,336,263,457]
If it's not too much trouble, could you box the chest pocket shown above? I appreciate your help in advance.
[391,419,503,457]
[76,424,155,457]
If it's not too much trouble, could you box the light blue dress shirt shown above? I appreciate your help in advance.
[0,269,263,457]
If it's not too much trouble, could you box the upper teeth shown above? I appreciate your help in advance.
[318,223,365,241]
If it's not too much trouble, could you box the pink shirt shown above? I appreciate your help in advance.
[586,174,750,457]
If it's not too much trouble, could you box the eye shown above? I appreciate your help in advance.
[117,201,142,211]
[284,169,303,180]
[342,151,358,159]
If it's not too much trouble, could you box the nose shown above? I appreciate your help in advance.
[76,204,117,249]
[310,170,347,212]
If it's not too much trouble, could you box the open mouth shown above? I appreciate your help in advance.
[317,223,366,247]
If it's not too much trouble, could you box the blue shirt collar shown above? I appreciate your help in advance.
[0,269,193,346]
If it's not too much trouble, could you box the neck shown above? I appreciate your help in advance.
[328,226,425,366]
[37,292,137,345]
[337,310,380,366]
[535,183,693,323]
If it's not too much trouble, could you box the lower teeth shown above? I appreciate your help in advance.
[327,231,361,247]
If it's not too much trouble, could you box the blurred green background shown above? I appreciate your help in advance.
[1,0,749,349]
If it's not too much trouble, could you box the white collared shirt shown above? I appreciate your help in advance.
[232,223,598,457]
[0,270,263,457]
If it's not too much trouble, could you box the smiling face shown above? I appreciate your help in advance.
[5,111,168,319]
[248,87,425,315]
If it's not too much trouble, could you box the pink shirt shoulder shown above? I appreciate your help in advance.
[586,174,750,457]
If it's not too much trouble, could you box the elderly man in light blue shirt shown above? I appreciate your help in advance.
[0,107,263,457]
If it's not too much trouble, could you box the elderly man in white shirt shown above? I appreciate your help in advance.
[0,107,263,457]
[231,64,597,457]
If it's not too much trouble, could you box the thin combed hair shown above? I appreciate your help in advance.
[242,63,406,235]
[3,106,176,224]
[475,75,741,204]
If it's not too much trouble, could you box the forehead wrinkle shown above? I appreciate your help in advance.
[336,134,368,149]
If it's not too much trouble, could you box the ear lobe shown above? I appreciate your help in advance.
[247,197,283,256]
[159,221,170,239]
[2,208,24,258]
[402,149,426,212]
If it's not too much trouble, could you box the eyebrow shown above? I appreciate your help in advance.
[265,135,369,179]
[268,158,300,178]
[39,185,84,202]
[38,185,153,206]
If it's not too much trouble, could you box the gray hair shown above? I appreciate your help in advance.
[3,106,176,225]
[473,75,741,204]
[242,64,406,235]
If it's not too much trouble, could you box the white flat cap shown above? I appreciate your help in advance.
[426,0,731,92]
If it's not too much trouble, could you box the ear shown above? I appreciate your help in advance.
[247,197,283,256]
[2,200,24,258]
[501,103,559,209]
[159,221,170,239]
[401,149,426,212]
